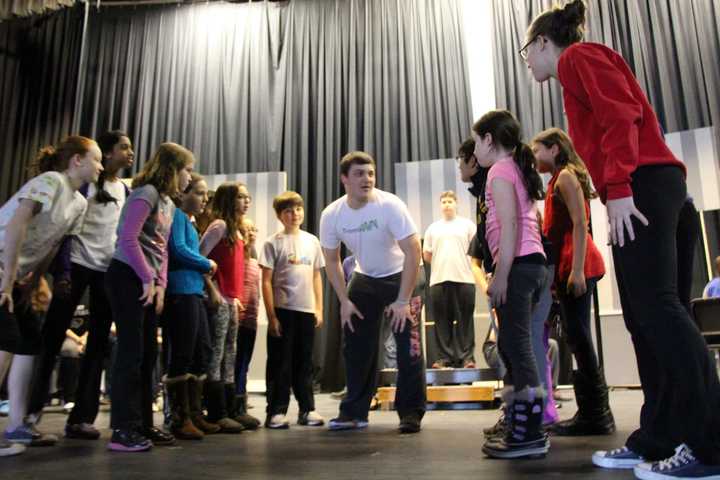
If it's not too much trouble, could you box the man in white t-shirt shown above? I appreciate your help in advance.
[423,191,476,369]
[320,151,425,434]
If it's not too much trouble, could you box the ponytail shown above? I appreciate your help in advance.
[513,143,544,201]
[27,136,97,178]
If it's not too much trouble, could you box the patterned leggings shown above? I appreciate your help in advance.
[208,302,238,384]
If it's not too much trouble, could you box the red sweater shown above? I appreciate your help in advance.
[557,42,685,203]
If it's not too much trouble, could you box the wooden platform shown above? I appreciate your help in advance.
[377,384,497,410]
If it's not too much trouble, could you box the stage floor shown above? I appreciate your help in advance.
[1,389,645,479]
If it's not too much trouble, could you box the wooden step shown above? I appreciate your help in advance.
[376,385,496,411]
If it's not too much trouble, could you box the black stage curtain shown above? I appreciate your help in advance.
[72,0,472,391]
[0,5,85,203]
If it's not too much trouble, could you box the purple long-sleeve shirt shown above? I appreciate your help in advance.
[113,185,174,288]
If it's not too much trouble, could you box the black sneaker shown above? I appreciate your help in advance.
[65,423,101,440]
[398,413,422,434]
[107,429,151,452]
[140,427,176,446]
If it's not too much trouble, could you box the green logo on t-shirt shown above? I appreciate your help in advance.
[342,219,379,234]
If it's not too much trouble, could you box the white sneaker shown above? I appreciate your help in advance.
[265,414,290,429]
[593,446,645,469]
[298,411,325,426]
[0,400,9,417]
[0,440,25,457]
[63,402,75,414]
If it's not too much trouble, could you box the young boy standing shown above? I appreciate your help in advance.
[260,191,325,429]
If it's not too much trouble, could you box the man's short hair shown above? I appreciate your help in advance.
[440,190,457,201]
[340,151,376,177]
[273,190,304,216]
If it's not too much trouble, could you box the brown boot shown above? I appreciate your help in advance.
[164,375,204,440]
[187,375,221,434]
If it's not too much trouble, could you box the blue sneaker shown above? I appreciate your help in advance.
[593,446,645,469]
[328,416,369,431]
[4,424,58,446]
[634,444,720,480]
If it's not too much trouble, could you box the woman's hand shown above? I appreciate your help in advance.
[606,196,648,248]
[566,269,587,298]
[487,274,508,307]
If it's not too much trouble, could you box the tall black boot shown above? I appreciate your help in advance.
[234,394,261,430]
[482,387,550,459]
[205,380,244,434]
[549,369,615,436]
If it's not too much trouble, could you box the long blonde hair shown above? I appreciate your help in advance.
[132,142,194,196]
[533,128,596,200]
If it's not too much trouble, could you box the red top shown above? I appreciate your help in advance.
[557,42,685,203]
[543,171,605,283]
[208,238,245,300]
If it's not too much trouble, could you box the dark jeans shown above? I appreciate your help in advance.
[429,281,475,366]
[557,277,600,376]
[164,294,212,378]
[613,165,720,464]
[28,263,113,425]
[266,309,316,415]
[495,262,547,392]
[105,260,159,431]
[340,272,426,421]
[235,326,256,395]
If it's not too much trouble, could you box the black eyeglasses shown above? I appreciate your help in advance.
[518,36,538,60]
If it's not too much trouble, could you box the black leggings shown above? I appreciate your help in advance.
[28,263,113,425]
[105,260,158,431]
[615,165,720,464]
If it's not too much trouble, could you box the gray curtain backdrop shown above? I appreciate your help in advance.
[71,0,472,391]
[492,0,720,139]
[76,0,472,235]
[0,5,84,202]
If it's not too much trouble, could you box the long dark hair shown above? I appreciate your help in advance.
[527,0,586,48]
[94,130,128,204]
[472,110,544,201]
[211,182,243,246]
[532,128,596,200]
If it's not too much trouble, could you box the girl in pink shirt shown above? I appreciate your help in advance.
[472,110,548,460]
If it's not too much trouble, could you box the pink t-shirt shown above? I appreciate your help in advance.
[484,157,544,263]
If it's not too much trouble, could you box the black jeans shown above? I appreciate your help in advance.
[235,326,256,395]
[105,260,159,431]
[164,294,212,378]
[614,165,720,464]
[557,277,600,376]
[28,263,113,425]
[340,272,426,421]
[495,262,547,392]
[429,281,476,366]
[266,309,316,415]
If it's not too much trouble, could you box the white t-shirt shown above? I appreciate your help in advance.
[319,189,417,278]
[423,216,476,286]
[259,230,325,314]
[0,172,87,279]
[71,180,127,272]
